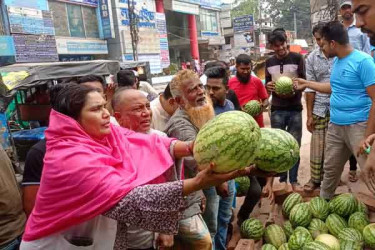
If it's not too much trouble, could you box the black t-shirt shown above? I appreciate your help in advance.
[226,89,241,111]
[22,139,46,185]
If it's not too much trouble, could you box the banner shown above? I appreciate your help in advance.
[13,34,58,62]
[233,15,254,33]
[98,0,115,38]
[55,0,98,7]
[155,13,170,69]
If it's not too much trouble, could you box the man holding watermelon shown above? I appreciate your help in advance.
[294,21,375,198]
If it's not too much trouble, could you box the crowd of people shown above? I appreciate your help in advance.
[1,0,375,249]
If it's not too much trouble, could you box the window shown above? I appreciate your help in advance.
[200,9,218,32]
[0,1,5,35]
[49,0,99,38]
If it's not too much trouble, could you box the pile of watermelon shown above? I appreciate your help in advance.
[240,192,375,250]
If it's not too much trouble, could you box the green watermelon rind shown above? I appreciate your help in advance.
[289,203,312,228]
[240,218,264,240]
[264,224,287,248]
[282,221,294,239]
[244,100,262,117]
[282,193,303,218]
[302,241,330,250]
[329,193,358,218]
[325,213,348,237]
[309,197,330,221]
[308,218,328,239]
[288,228,313,250]
[348,211,369,234]
[262,244,278,250]
[363,223,375,248]
[278,243,290,250]
[340,240,362,250]
[275,76,294,95]
[235,176,251,197]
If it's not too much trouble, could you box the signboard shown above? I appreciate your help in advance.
[4,0,48,10]
[178,0,221,9]
[171,1,199,15]
[0,36,15,56]
[56,38,108,54]
[233,14,254,33]
[201,31,219,37]
[55,0,98,7]
[138,54,161,74]
[98,0,115,39]
[13,34,58,62]
[8,7,55,35]
[234,31,254,48]
[155,13,170,69]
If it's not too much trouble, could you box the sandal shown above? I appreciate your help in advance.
[349,170,358,182]
[303,180,320,192]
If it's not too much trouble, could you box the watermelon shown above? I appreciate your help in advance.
[262,244,278,250]
[244,100,262,117]
[303,241,330,250]
[337,228,363,244]
[282,221,294,239]
[282,193,303,218]
[252,128,299,173]
[340,240,362,250]
[240,218,264,240]
[315,234,340,250]
[326,213,348,237]
[348,211,369,233]
[289,203,312,228]
[356,199,368,214]
[235,176,251,196]
[308,218,328,239]
[329,193,357,218]
[309,197,330,221]
[264,224,287,248]
[275,76,294,95]
[278,243,290,250]
[288,227,313,250]
[363,223,375,248]
[193,111,261,173]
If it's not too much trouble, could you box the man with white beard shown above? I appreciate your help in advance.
[165,70,215,249]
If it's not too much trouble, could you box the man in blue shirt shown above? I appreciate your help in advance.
[294,21,375,199]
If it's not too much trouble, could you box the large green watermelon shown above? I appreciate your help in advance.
[348,211,369,233]
[315,234,340,250]
[340,240,362,250]
[356,199,369,214]
[193,111,261,173]
[309,197,330,221]
[244,100,262,117]
[235,176,250,196]
[337,228,363,245]
[278,243,290,250]
[308,218,328,239]
[303,241,330,250]
[326,213,348,237]
[262,244,278,250]
[252,128,299,173]
[282,221,294,239]
[275,76,294,95]
[264,224,287,248]
[363,223,375,248]
[240,218,264,240]
[329,193,357,218]
[282,193,303,218]
[289,203,312,228]
[288,227,313,250]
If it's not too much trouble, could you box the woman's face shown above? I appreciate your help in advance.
[78,91,111,140]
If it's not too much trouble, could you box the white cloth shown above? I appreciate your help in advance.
[150,96,172,132]
[200,74,207,85]
[110,116,119,126]
[139,81,158,98]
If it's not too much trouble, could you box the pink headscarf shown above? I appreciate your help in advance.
[23,110,176,241]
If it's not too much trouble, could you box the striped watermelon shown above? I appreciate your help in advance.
[275,76,294,95]
[329,193,357,218]
[282,193,303,218]
[340,240,362,250]
[193,111,261,173]
[315,234,340,250]
[337,228,363,245]
[244,100,262,117]
[309,197,329,220]
[240,218,264,240]
[262,244,278,250]
[356,199,368,214]
[235,176,250,196]
[288,227,313,250]
[282,221,294,239]
[278,243,290,250]
[252,128,300,173]
[348,211,369,233]
[303,241,330,250]
[363,223,375,248]
[308,218,328,239]
[326,213,348,237]
[264,224,287,248]
[289,203,312,228]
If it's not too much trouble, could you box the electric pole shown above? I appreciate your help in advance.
[294,12,297,38]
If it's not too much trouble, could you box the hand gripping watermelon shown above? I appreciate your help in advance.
[289,203,312,228]
[240,218,264,240]
[264,224,287,248]
[348,211,369,234]
[275,76,294,95]
[234,176,250,197]
[193,111,261,173]
[244,100,262,117]
[325,213,348,237]
[262,244,278,250]
[278,243,290,250]
[282,221,294,239]
[253,128,300,173]
[315,234,340,250]
[340,240,362,250]
[337,228,363,245]
[308,218,328,239]
[309,197,330,221]
[288,227,313,250]
[282,193,303,218]
[363,223,375,248]
[302,241,330,250]
[329,193,357,218]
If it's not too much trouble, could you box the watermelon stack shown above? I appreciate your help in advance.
[309,197,330,221]
[243,100,262,117]
[282,193,303,218]
[282,221,294,239]
[234,176,250,197]
[275,76,294,95]
[240,218,264,240]
[348,211,369,233]
[337,228,363,245]
[193,111,261,173]
[308,219,328,239]
[264,224,287,248]
[329,193,357,218]
[303,241,330,250]
[325,213,348,237]
[288,227,313,249]
[289,203,312,228]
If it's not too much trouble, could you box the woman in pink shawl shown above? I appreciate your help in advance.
[20,84,250,250]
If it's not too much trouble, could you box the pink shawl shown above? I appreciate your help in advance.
[23,110,176,241]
